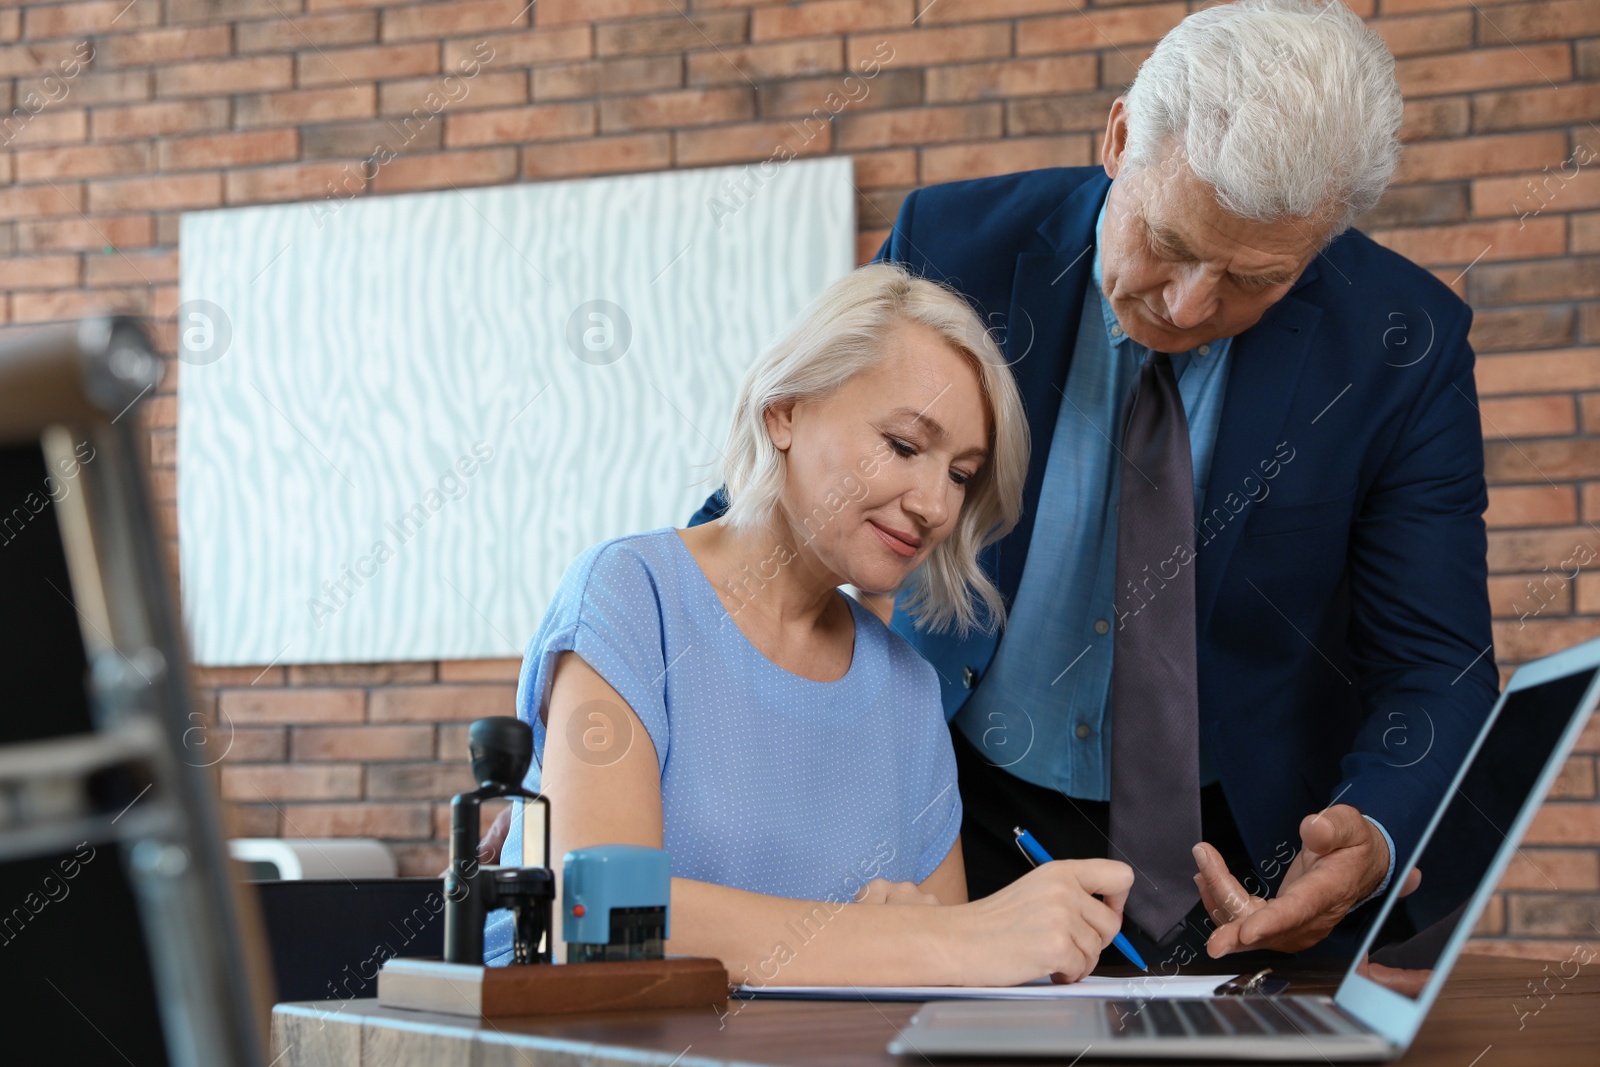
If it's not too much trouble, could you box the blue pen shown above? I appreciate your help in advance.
[1012,826,1148,972]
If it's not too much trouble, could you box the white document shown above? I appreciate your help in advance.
[734,974,1237,1001]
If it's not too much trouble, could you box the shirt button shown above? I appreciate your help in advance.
[1075,723,1092,739]
[1110,325,1123,337]
[1198,343,1211,355]
[1094,619,1110,635]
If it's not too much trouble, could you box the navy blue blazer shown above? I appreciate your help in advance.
[690,166,1499,909]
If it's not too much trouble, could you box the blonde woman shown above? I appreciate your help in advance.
[485,262,1134,985]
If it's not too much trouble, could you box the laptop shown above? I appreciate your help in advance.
[889,636,1600,1061]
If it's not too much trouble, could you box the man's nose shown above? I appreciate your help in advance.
[1164,268,1220,329]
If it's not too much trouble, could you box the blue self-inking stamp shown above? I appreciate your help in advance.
[563,845,671,963]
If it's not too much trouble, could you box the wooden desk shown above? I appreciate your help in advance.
[271,955,1599,1066]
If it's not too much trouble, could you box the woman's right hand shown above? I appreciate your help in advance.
[952,859,1134,985]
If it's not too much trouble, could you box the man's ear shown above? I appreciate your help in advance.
[1101,94,1129,180]
[763,399,797,451]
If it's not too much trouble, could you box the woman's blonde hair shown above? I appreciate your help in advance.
[716,261,1029,638]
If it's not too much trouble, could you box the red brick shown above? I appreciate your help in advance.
[1579,572,1600,613]
[223,726,290,763]
[754,0,908,38]
[444,26,593,70]
[166,0,293,22]
[226,162,368,205]
[1473,167,1600,221]
[1475,0,1600,42]
[24,0,160,38]
[836,103,1001,150]
[535,0,676,24]
[14,142,150,181]
[1470,260,1600,306]
[383,0,531,43]
[1478,395,1578,438]
[1485,485,1578,529]
[371,147,518,193]
[193,665,284,688]
[437,658,521,682]
[689,39,843,86]
[674,118,832,167]
[366,762,477,799]
[85,248,178,287]
[1395,133,1570,184]
[292,725,435,762]
[220,688,366,726]
[97,25,233,66]
[852,149,917,188]
[599,89,752,133]
[283,802,432,839]
[0,255,80,289]
[445,102,595,146]
[1396,45,1572,99]
[221,764,363,802]
[596,11,748,58]
[1485,439,1600,483]
[368,684,516,722]
[13,288,150,324]
[1494,617,1600,664]
[0,107,88,149]
[849,25,1009,68]
[147,428,175,466]
[1489,572,1572,619]
[225,804,280,838]
[1400,97,1470,142]
[0,183,84,220]
[1372,217,1567,268]
[1374,13,1476,57]
[1524,801,1600,846]
[920,0,1086,20]
[155,56,293,98]
[92,99,229,140]
[236,11,377,52]
[378,72,527,117]
[1496,848,1600,892]
[1476,349,1600,395]
[88,172,221,212]
[235,86,376,128]
[925,55,1097,103]
[1583,395,1600,434]
[922,135,1091,184]
[857,228,889,265]
[1015,3,1188,55]
[298,43,439,88]
[159,130,299,170]
[287,663,435,685]
[393,843,449,878]
[16,70,149,109]
[1487,527,1600,572]
[534,56,679,101]
[523,132,671,178]
[1473,85,1600,134]
[1575,212,1600,257]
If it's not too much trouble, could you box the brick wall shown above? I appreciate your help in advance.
[2,0,1597,956]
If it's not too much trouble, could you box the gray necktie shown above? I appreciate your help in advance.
[1108,349,1202,944]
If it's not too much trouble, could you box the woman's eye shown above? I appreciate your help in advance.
[950,470,971,488]
[886,437,916,458]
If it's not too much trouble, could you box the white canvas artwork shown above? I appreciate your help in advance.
[178,157,857,665]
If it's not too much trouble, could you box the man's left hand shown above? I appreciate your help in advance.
[1192,804,1416,957]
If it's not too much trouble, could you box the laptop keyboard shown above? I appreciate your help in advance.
[1107,997,1338,1038]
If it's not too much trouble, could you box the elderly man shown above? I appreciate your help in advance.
[690,0,1498,968]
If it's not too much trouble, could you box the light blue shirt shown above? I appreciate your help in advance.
[485,527,962,964]
[952,194,1231,799]
[950,192,1395,897]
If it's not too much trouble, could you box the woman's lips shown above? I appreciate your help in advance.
[869,520,918,559]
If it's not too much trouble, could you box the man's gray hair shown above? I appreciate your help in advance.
[1123,0,1403,241]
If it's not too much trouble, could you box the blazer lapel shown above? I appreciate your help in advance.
[995,171,1112,607]
[1193,277,1323,635]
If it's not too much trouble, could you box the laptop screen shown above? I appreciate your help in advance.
[1359,665,1598,996]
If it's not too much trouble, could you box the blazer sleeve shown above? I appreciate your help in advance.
[1333,303,1500,870]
